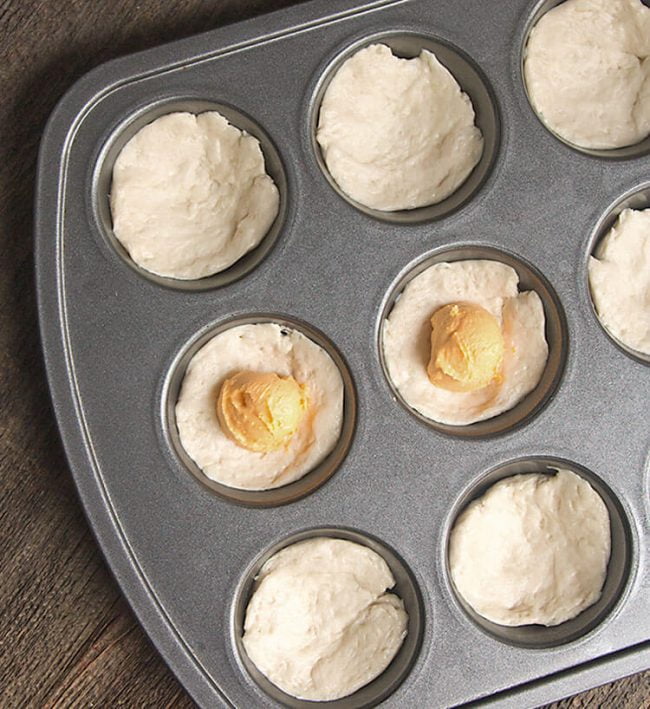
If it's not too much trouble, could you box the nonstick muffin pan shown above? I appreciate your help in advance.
[35,0,650,706]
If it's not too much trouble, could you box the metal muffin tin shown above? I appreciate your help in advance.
[35,0,650,706]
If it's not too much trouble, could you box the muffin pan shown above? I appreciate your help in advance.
[35,0,650,706]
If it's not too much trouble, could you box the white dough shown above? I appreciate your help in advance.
[449,469,611,627]
[110,111,280,279]
[175,324,343,490]
[242,538,408,701]
[316,44,484,211]
[382,260,549,425]
[589,208,650,355]
[524,0,650,150]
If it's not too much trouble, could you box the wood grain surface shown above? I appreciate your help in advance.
[0,0,647,706]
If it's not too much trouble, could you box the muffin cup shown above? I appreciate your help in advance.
[310,31,500,223]
[231,526,425,708]
[444,456,633,649]
[521,0,650,160]
[586,183,650,365]
[378,244,568,437]
[92,97,288,290]
[162,314,356,506]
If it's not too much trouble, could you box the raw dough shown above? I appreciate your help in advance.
[449,469,611,626]
[382,260,548,425]
[524,0,650,150]
[589,207,650,354]
[175,323,343,490]
[316,43,483,211]
[242,537,408,700]
[110,111,279,279]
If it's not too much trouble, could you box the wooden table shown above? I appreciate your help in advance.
[0,0,647,705]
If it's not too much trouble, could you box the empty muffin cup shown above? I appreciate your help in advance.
[445,456,633,649]
[586,183,650,365]
[163,314,356,506]
[310,32,500,223]
[378,245,568,437]
[231,527,424,708]
[93,97,288,290]
[521,0,650,159]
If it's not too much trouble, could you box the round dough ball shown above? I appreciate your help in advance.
[175,323,343,490]
[316,44,484,211]
[449,469,611,627]
[242,537,408,701]
[382,260,548,425]
[110,111,280,279]
[524,0,650,150]
[589,208,650,355]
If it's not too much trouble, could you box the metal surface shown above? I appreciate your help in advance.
[35,0,650,707]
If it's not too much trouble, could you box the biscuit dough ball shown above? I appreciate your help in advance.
[449,470,611,626]
[524,0,650,150]
[111,111,279,279]
[589,208,650,354]
[317,44,483,210]
[242,538,408,700]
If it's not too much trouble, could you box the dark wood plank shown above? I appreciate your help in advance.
[547,671,650,709]
[0,1,646,707]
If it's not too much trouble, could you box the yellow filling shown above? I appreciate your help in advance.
[217,371,309,453]
[427,303,504,392]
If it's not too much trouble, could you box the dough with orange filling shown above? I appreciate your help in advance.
[382,260,548,425]
[175,324,343,490]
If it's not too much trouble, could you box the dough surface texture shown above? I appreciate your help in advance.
[175,324,343,490]
[317,44,483,211]
[589,208,650,355]
[524,0,650,150]
[242,537,408,700]
[111,111,279,279]
[449,469,611,627]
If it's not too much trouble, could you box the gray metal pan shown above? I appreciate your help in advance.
[35,0,650,706]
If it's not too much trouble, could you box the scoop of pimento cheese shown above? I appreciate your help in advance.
[427,303,504,392]
[217,371,309,453]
